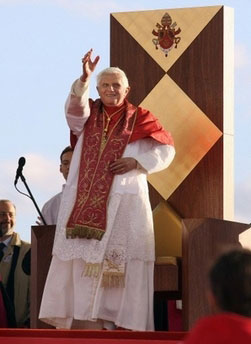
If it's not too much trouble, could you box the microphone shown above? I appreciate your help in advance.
[14,157,26,186]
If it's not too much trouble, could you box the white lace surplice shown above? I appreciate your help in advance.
[53,134,175,265]
[39,137,174,330]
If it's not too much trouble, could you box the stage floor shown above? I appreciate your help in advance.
[0,329,186,344]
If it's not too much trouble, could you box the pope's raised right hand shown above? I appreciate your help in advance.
[80,49,100,82]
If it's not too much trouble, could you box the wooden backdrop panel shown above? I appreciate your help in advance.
[110,6,234,331]
[110,6,233,219]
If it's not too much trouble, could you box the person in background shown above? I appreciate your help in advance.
[0,199,30,327]
[183,248,251,343]
[38,146,73,225]
[39,49,175,330]
[0,274,16,327]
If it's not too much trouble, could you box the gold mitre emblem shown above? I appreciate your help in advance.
[152,12,181,57]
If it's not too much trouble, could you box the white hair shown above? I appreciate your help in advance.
[96,67,129,88]
[0,199,16,210]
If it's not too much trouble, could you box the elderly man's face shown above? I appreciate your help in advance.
[96,73,130,107]
[0,201,16,238]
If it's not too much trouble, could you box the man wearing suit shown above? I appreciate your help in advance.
[0,199,30,327]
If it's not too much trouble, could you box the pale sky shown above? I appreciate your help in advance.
[0,0,250,242]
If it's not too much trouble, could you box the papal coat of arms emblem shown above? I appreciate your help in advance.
[152,12,181,57]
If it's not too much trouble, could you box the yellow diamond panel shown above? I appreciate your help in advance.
[239,226,251,250]
[141,74,222,199]
[112,6,222,72]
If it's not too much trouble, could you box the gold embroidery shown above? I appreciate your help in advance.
[101,272,125,288]
[77,194,88,207]
[101,256,125,288]
[66,226,105,240]
[89,194,106,208]
[66,99,138,240]
[83,263,102,278]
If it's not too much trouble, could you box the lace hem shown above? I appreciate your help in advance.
[53,193,155,262]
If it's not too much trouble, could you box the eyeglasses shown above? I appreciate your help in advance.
[0,212,15,218]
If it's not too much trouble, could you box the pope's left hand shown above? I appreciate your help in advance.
[110,158,137,174]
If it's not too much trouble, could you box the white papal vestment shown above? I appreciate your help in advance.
[39,79,175,330]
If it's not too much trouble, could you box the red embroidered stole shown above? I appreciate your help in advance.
[66,99,138,241]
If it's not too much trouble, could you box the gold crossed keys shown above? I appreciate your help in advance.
[152,12,181,57]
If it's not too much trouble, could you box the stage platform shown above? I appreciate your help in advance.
[0,329,186,344]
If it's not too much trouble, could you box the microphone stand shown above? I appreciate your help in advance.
[19,173,47,226]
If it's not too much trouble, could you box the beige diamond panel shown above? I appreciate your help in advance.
[112,6,222,72]
[141,75,222,199]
